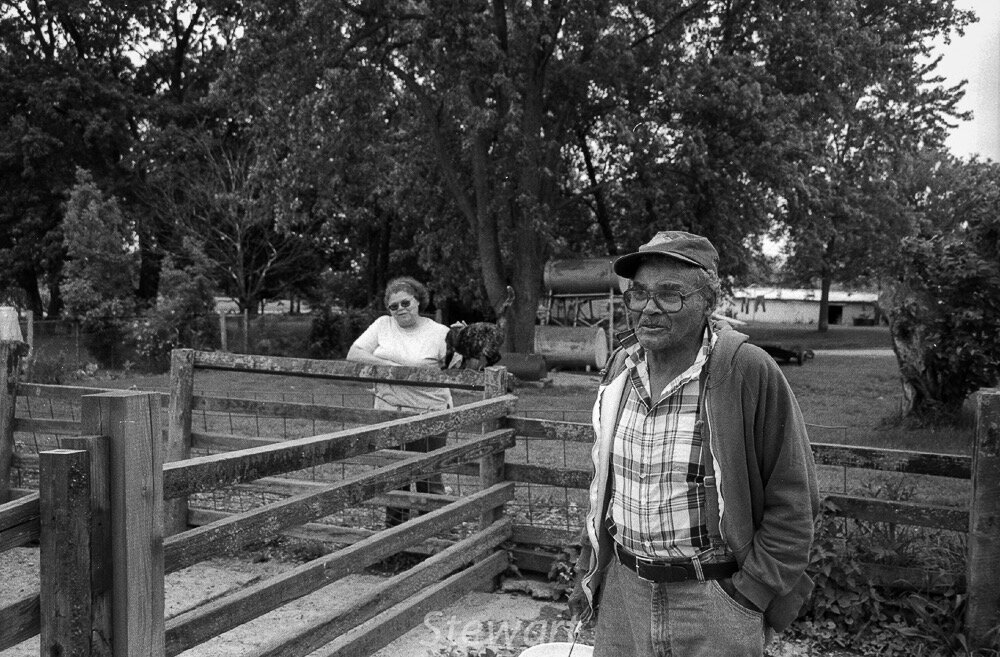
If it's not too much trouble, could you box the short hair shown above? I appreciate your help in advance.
[699,268,721,313]
[383,276,430,309]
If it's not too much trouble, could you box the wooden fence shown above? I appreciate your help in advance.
[1,338,999,652]
[1,342,515,656]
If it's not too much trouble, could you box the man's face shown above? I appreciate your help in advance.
[628,258,710,357]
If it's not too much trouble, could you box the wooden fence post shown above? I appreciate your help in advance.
[39,448,92,657]
[0,340,29,504]
[25,310,33,350]
[82,391,165,657]
[479,366,510,532]
[165,349,195,536]
[218,313,228,352]
[61,434,113,656]
[967,389,1000,650]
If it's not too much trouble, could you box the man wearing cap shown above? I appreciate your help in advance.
[569,231,819,656]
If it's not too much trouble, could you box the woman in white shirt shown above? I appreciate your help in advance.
[347,276,451,525]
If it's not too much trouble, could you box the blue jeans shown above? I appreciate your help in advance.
[593,558,765,657]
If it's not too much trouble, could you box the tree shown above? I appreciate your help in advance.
[238,0,815,350]
[60,169,138,368]
[146,125,325,313]
[0,1,142,315]
[880,154,1000,417]
[779,0,973,330]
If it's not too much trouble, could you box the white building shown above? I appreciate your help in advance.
[722,287,880,325]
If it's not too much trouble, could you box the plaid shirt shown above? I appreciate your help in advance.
[607,328,716,560]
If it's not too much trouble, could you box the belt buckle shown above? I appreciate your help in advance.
[634,557,689,583]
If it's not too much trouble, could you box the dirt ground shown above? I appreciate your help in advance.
[1,543,838,657]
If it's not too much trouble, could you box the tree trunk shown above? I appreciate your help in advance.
[818,270,831,332]
[578,129,617,256]
[15,267,44,316]
[879,284,956,418]
[136,233,162,308]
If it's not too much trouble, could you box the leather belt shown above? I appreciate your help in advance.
[614,542,738,583]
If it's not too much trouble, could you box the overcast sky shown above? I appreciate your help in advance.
[934,0,1000,161]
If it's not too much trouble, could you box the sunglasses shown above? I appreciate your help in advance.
[623,285,707,313]
[388,298,414,312]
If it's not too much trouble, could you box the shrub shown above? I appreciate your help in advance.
[308,307,378,359]
[22,350,73,385]
[132,251,218,372]
[60,169,139,369]
[796,488,995,656]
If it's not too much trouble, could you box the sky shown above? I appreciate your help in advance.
[934,0,1000,161]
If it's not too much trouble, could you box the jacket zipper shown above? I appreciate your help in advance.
[704,384,727,546]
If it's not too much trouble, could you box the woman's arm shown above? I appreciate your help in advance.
[346,343,398,366]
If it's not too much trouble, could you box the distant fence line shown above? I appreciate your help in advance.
[15,311,332,368]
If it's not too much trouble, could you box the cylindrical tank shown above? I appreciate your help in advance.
[534,326,609,369]
[543,259,619,295]
[496,352,548,381]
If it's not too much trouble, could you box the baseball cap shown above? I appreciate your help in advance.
[612,230,719,279]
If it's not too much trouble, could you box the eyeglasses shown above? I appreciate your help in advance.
[622,285,707,313]
[388,298,414,312]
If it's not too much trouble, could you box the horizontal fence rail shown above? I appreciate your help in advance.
[163,394,516,498]
[164,482,513,656]
[163,428,516,573]
[191,350,489,391]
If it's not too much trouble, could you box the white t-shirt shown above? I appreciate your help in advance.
[351,315,453,411]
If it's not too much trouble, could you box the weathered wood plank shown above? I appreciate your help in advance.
[236,477,460,510]
[192,395,413,423]
[165,483,513,656]
[312,550,508,657]
[479,367,509,531]
[186,509,455,554]
[503,416,594,443]
[0,491,39,532]
[1,341,29,504]
[0,492,39,551]
[81,392,165,657]
[191,350,487,390]
[967,389,1000,650]
[812,442,972,479]
[162,395,516,498]
[12,417,82,435]
[190,431,281,451]
[60,435,113,657]
[825,494,968,531]
[253,520,511,657]
[504,463,590,489]
[39,448,92,657]
[0,593,40,651]
[166,350,195,536]
[17,383,168,405]
[859,562,964,593]
[163,430,515,573]
[512,524,580,548]
[506,545,566,575]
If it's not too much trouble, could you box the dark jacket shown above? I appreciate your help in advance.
[578,325,820,631]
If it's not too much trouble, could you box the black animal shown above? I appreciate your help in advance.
[445,286,516,370]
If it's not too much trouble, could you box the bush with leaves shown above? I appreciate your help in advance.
[880,156,1000,419]
[132,248,219,372]
[60,169,138,369]
[308,307,378,359]
[796,487,996,656]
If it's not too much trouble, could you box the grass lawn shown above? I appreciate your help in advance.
[739,322,892,350]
